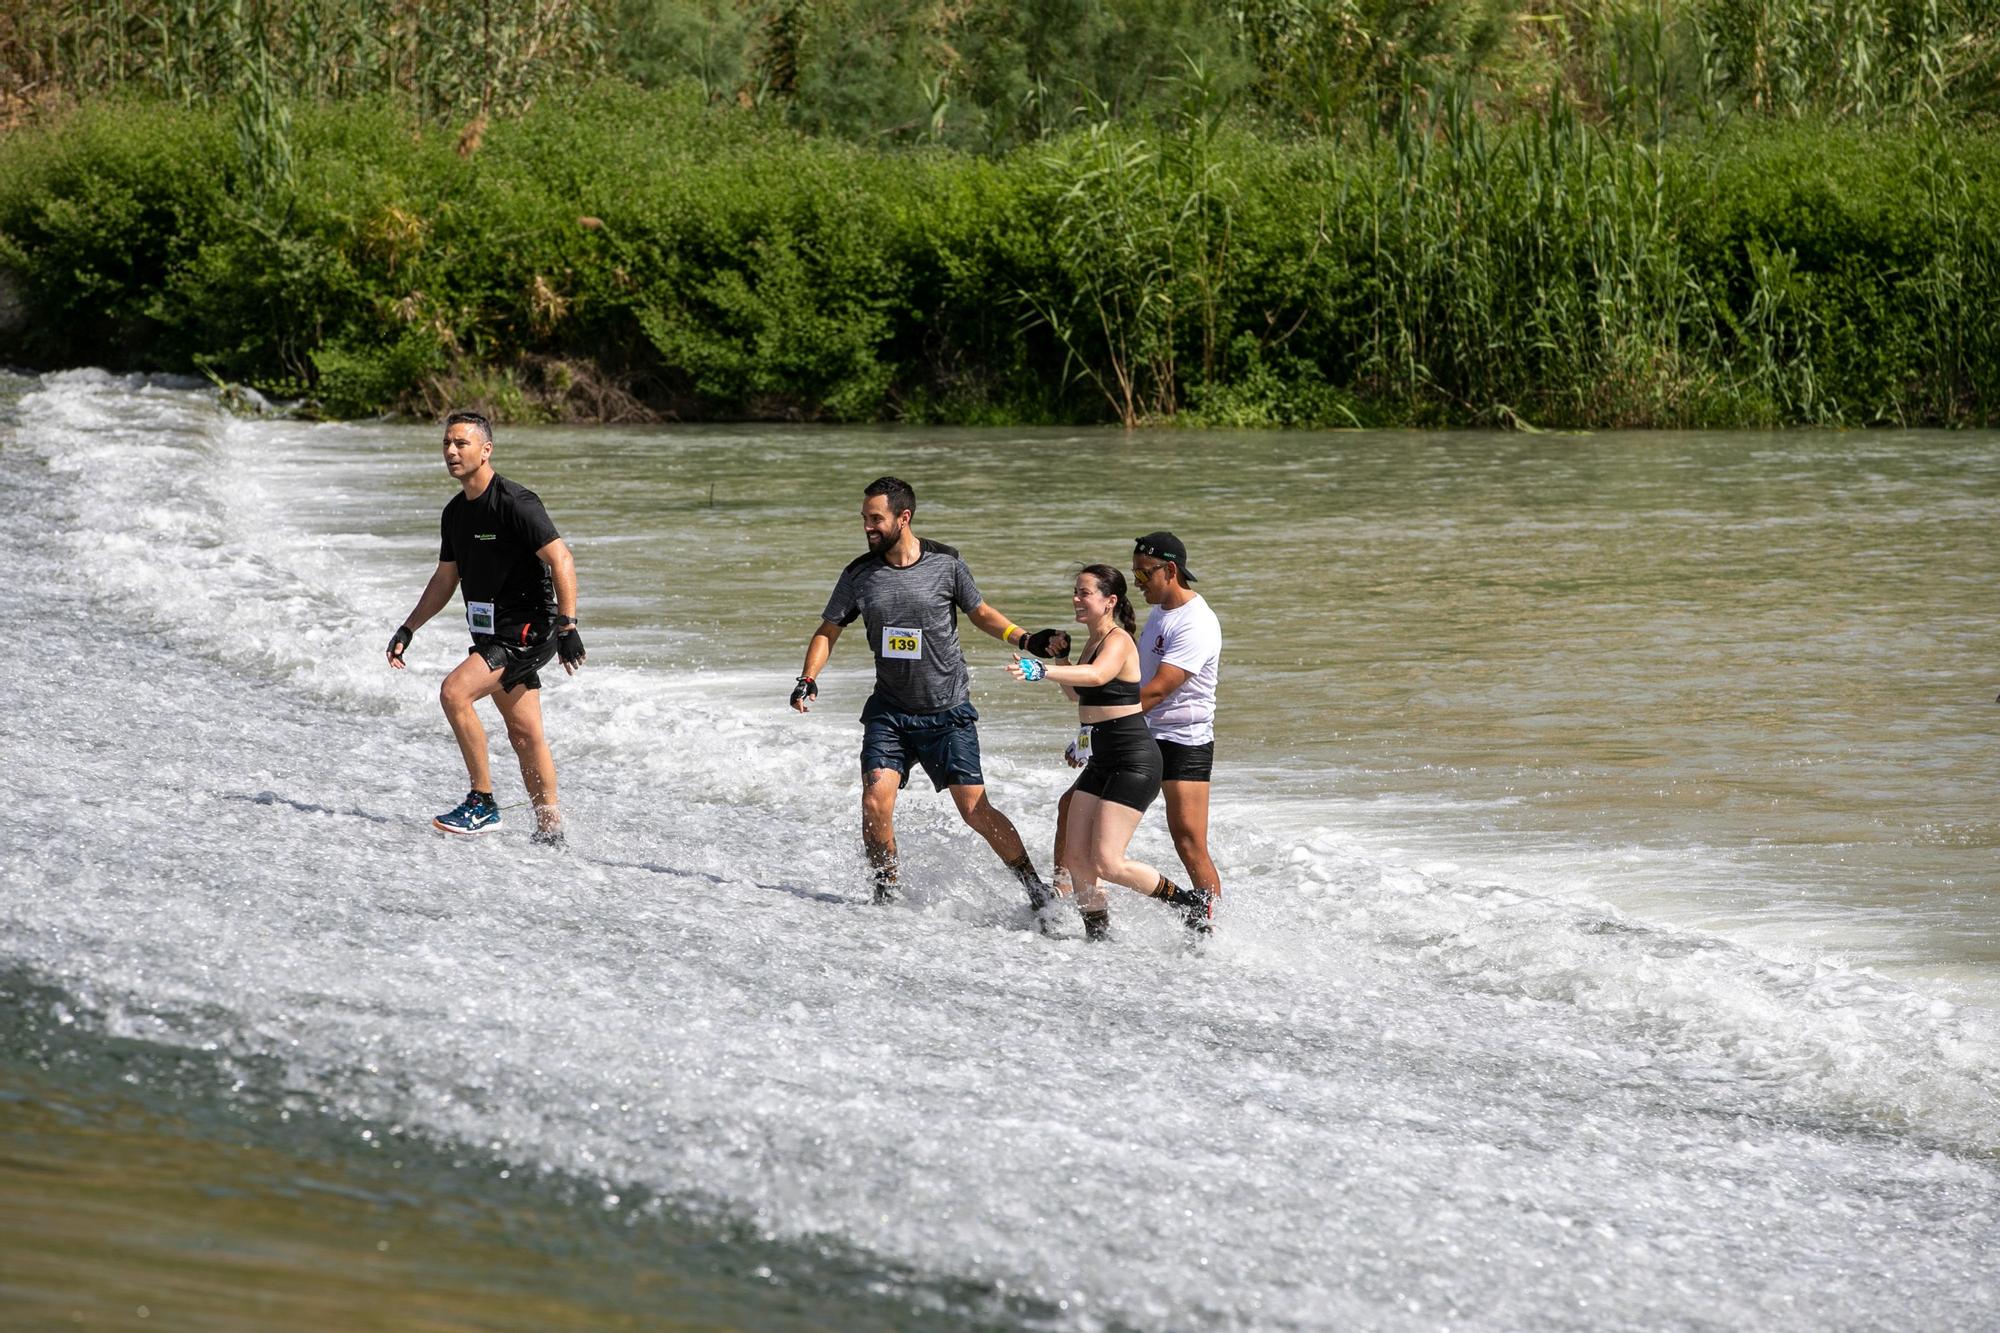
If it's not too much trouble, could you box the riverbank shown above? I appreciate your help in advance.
[3,86,1997,428]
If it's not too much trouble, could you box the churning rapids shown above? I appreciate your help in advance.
[3,371,1996,1329]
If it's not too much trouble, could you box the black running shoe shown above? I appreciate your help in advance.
[1009,861,1060,935]
[1082,909,1111,942]
[433,790,500,835]
[1023,878,1063,936]
[530,826,567,851]
[1161,881,1215,935]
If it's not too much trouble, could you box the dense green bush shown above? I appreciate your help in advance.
[2,87,1997,426]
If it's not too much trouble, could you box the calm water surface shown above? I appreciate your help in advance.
[4,371,1996,1330]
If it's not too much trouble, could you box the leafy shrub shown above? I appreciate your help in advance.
[2,89,1998,426]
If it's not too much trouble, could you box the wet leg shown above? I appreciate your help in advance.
[861,767,903,901]
[439,654,506,794]
[1161,780,1218,932]
[951,784,1055,917]
[493,682,558,831]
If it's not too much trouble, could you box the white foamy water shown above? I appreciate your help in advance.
[5,371,1998,1329]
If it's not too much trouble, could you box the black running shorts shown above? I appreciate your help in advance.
[1158,738,1215,783]
[471,621,558,691]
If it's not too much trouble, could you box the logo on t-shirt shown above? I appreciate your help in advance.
[1154,634,1165,654]
[475,533,497,541]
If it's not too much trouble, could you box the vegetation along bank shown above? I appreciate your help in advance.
[3,1,1997,427]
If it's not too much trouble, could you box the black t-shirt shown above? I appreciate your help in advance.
[439,474,561,632]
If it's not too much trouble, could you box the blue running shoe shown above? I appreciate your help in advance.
[433,791,501,835]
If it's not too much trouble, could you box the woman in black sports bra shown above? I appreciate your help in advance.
[1007,564,1192,938]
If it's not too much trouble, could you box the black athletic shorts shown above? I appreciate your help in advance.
[471,620,558,691]
[1158,738,1215,783]
[1073,714,1163,813]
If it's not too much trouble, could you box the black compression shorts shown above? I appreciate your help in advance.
[1158,738,1215,783]
[1072,713,1163,813]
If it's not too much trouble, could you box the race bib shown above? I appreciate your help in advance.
[881,626,923,660]
[466,600,497,635]
[1074,724,1094,758]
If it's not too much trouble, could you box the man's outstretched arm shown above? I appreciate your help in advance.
[793,620,843,711]
[388,561,459,668]
[966,602,1069,659]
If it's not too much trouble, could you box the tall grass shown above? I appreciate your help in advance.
[7,1,1997,143]
[1027,61,1241,426]
[5,0,610,123]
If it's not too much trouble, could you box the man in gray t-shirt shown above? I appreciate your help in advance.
[820,537,982,715]
[791,476,1071,916]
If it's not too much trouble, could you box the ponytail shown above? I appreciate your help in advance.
[1080,564,1136,635]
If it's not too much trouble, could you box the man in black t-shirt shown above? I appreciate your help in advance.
[386,411,585,844]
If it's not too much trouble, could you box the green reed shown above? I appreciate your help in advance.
[9,0,1997,148]
[1025,58,1240,426]
[6,0,610,122]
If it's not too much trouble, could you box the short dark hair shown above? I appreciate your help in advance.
[864,476,916,517]
[444,410,492,445]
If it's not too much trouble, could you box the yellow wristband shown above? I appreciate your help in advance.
[1004,623,1024,646]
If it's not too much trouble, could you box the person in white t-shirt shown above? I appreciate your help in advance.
[1051,530,1222,935]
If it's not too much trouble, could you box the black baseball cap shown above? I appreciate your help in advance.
[1133,531,1197,583]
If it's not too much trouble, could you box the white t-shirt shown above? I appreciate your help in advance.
[1138,594,1222,744]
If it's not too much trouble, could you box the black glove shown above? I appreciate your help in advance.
[1023,628,1071,660]
[557,627,586,667]
[387,625,413,663]
[790,675,818,709]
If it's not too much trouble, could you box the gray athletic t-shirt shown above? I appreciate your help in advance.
[822,539,983,714]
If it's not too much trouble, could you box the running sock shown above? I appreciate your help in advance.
[474,790,495,806]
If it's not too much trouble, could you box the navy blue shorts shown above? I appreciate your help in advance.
[860,695,984,791]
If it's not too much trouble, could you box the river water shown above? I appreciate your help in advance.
[4,369,1996,1329]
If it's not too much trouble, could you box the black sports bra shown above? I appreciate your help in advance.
[1075,635,1142,707]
